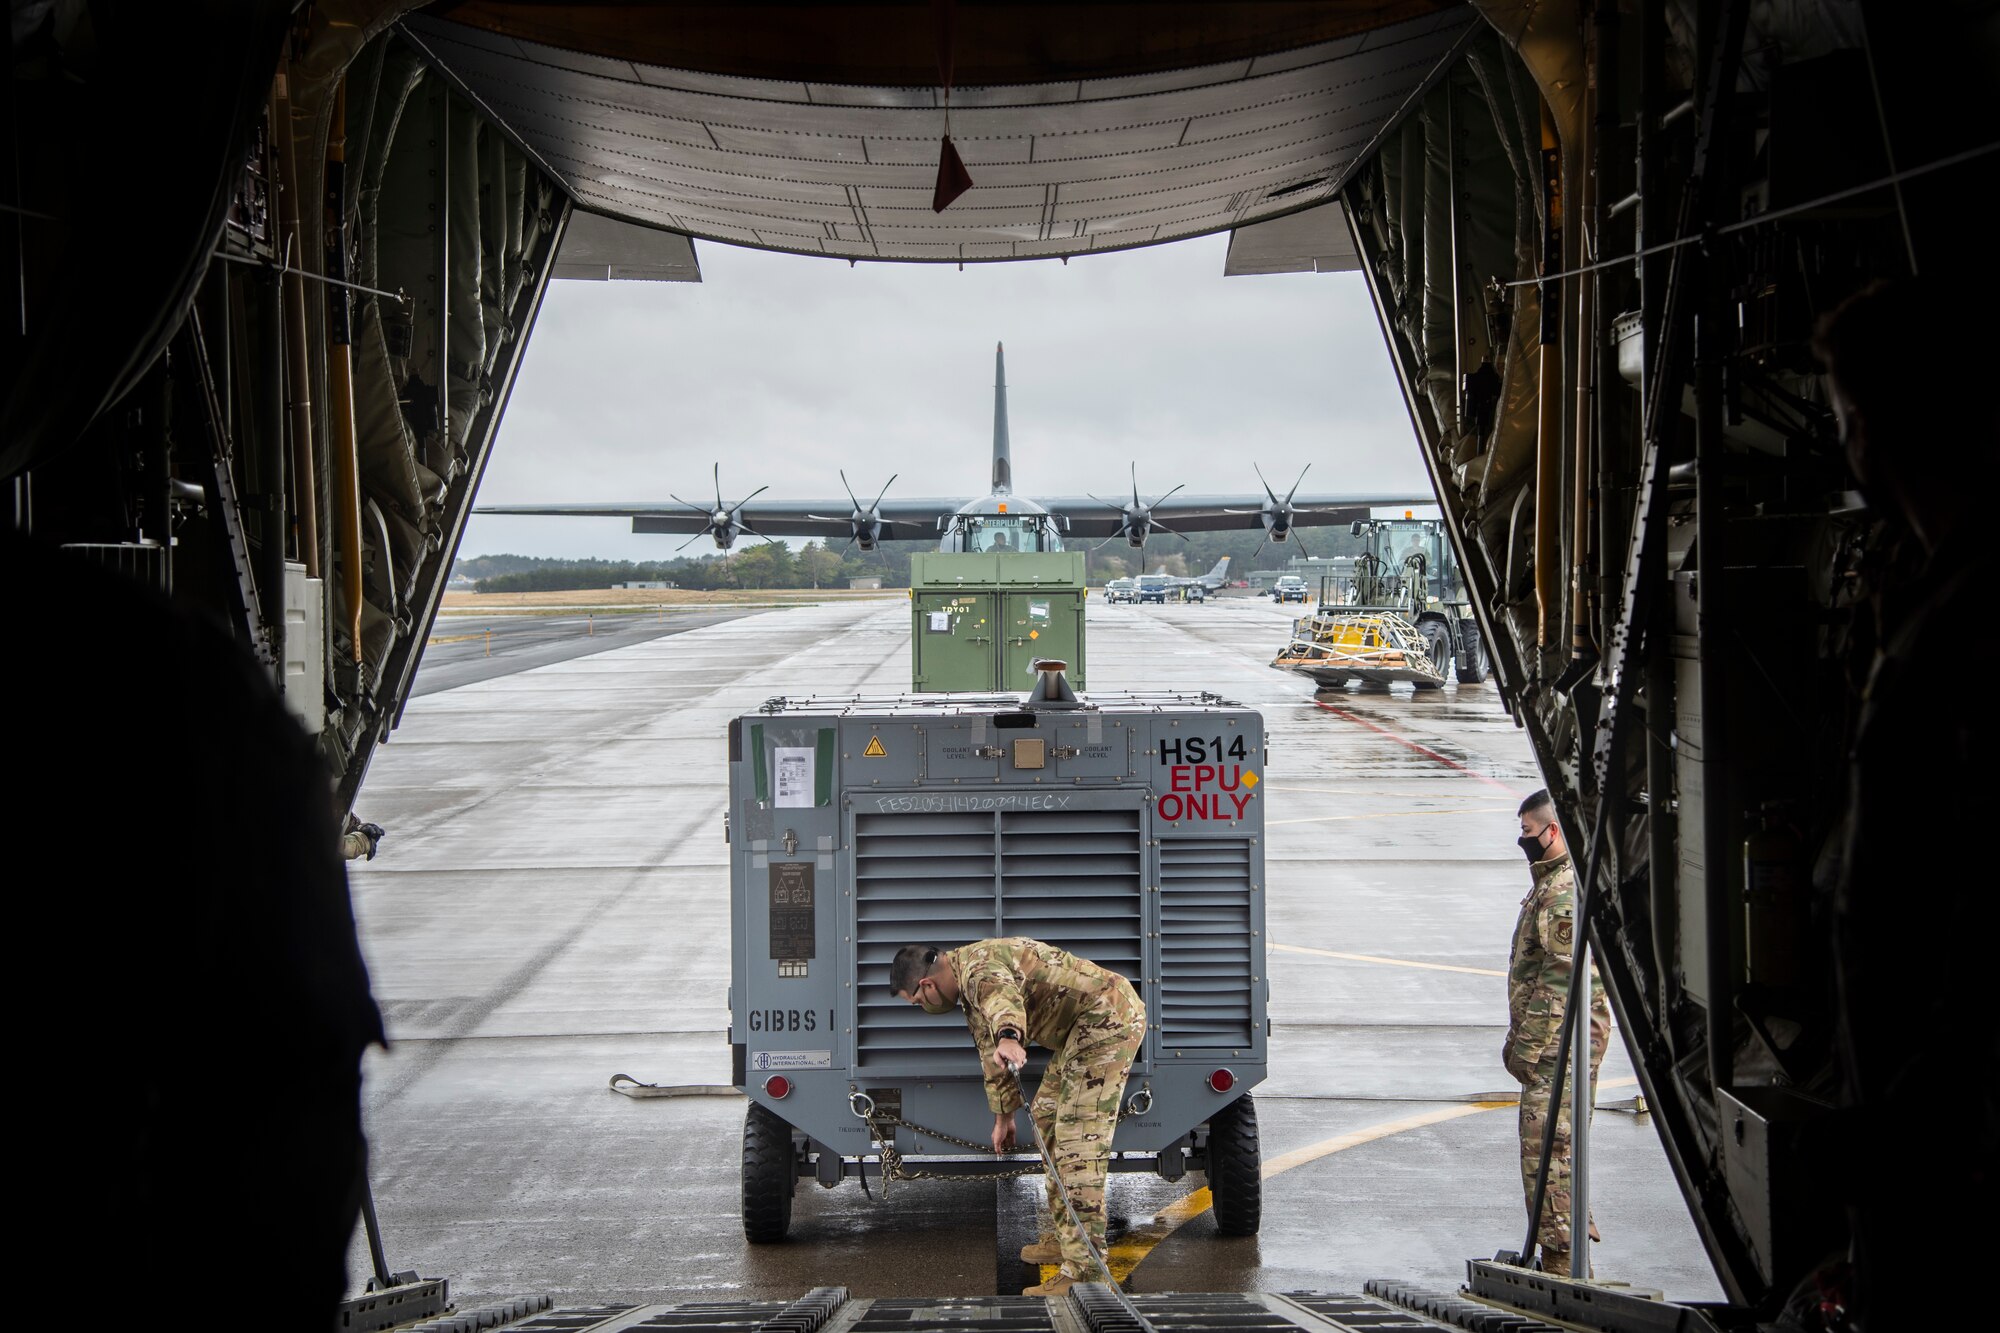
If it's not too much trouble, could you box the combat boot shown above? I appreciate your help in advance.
[1020,1240,1062,1264]
[1024,1268,1079,1297]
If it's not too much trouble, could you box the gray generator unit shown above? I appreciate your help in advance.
[726,678,1268,1242]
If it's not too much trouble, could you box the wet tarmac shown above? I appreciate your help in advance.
[411,606,762,696]
[347,596,1725,1309]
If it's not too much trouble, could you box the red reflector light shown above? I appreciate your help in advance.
[1208,1068,1236,1093]
[765,1075,791,1099]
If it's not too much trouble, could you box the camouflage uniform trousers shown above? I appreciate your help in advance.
[1516,1034,1607,1276]
[1027,979,1146,1277]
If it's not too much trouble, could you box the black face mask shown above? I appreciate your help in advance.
[1518,826,1552,863]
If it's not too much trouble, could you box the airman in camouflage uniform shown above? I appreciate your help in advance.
[892,938,1146,1297]
[1506,791,1610,1278]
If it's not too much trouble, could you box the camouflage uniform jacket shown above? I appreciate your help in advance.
[946,938,1141,1115]
[1505,852,1608,1079]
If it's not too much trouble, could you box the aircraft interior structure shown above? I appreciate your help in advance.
[5,2,1993,1329]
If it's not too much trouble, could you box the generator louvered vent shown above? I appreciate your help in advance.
[1158,838,1255,1049]
[998,809,1144,988]
[854,811,994,1072]
[853,807,1144,1073]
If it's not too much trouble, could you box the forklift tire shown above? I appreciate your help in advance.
[1458,620,1489,684]
[1417,621,1452,688]
[1206,1093,1262,1236]
[742,1102,796,1243]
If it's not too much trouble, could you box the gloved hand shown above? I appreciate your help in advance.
[359,822,386,860]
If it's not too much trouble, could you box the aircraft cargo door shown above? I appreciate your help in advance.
[912,592,998,691]
[1002,591,1085,689]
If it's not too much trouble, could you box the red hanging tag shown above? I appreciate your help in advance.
[930,0,972,212]
[933,134,973,213]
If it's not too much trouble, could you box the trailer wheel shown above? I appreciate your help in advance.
[742,1102,796,1243]
[1458,619,1489,684]
[1206,1093,1262,1236]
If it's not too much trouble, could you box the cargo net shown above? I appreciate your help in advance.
[1271,610,1446,688]
[1271,550,1450,690]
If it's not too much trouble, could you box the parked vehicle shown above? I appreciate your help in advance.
[1342,517,1487,684]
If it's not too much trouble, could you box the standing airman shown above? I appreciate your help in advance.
[1505,789,1610,1277]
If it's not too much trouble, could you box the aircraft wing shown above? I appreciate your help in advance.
[473,497,962,543]
[1042,492,1433,538]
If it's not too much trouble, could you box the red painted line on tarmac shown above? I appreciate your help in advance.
[1311,700,1525,796]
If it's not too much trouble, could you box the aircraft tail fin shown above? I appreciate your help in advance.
[1207,555,1231,583]
[991,342,1012,494]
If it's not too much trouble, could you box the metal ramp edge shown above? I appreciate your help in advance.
[1362,1281,1564,1333]
[491,1289,1483,1333]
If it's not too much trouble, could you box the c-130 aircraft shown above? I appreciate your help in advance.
[476,345,1428,554]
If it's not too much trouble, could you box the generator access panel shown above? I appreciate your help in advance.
[726,690,1266,1166]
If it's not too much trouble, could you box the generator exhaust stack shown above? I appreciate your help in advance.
[1027,659,1082,709]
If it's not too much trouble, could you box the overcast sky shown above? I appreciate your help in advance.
[462,231,1432,562]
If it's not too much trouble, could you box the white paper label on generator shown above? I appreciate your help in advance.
[928,610,951,632]
[1029,601,1049,619]
[774,746,815,807]
[752,1049,832,1071]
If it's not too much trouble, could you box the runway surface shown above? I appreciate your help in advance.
[348,595,1724,1309]
[412,606,766,696]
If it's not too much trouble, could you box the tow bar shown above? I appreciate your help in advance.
[1004,1062,1160,1333]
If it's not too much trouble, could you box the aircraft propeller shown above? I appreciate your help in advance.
[1230,463,1317,558]
[1088,463,1189,550]
[669,463,777,551]
[807,470,899,554]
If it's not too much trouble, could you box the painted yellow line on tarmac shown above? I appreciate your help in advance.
[1096,1103,1512,1283]
[427,633,482,646]
[1271,941,1506,978]
[1268,806,1510,826]
[1095,1076,1642,1284]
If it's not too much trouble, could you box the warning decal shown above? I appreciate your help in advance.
[863,735,887,758]
[1155,734,1259,823]
[769,862,816,959]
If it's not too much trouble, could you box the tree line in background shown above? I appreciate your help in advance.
[459,540,915,592]
[458,524,1377,593]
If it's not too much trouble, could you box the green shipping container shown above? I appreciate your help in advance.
[909,552,1087,692]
